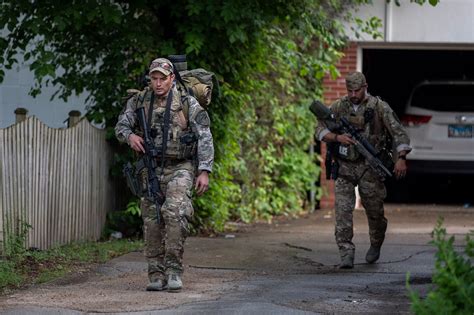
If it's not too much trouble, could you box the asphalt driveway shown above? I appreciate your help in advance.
[1,203,472,314]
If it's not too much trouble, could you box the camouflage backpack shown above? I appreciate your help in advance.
[168,55,218,110]
[121,55,218,121]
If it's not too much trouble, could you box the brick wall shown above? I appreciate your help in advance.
[319,43,358,209]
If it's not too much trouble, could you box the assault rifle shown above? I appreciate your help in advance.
[136,106,165,223]
[310,100,392,180]
[123,106,165,224]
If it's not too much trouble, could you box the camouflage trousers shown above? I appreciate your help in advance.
[140,160,195,282]
[334,159,387,255]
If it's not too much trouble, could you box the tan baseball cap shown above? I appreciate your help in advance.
[149,58,174,76]
[345,72,367,90]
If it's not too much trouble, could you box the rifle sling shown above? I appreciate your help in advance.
[160,88,173,174]
[147,91,155,136]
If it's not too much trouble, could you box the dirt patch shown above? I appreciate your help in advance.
[1,264,244,313]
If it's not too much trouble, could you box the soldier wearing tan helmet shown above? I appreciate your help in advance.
[315,71,411,269]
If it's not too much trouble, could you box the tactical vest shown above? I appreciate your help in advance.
[335,96,391,162]
[136,86,197,160]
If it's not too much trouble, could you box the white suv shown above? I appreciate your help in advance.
[401,80,474,175]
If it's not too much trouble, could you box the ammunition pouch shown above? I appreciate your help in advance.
[150,128,158,139]
[177,132,198,160]
[161,130,198,160]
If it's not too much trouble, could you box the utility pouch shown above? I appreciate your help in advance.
[379,148,394,171]
[123,162,142,197]
[178,132,198,160]
[180,133,197,144]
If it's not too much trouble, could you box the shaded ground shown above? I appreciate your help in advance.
[386,173,473,205]
[0,204,472,314]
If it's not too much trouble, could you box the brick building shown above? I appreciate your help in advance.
[318,0,474,208]
[319,44,358,208]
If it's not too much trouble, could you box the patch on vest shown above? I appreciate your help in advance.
[339,145,349,157]
[195,111,210,126]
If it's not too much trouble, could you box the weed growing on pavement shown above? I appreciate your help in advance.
[0,260,23,289]
[0,238,143,294]
[407,218,474,314]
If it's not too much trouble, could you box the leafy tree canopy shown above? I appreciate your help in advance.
[391,0,439,6]
[0,0,437,230]
[0,1,360,124]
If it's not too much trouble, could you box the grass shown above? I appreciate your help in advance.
[0,239,143,294]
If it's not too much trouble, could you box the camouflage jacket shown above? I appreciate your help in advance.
[315,94,411,162]
[115,85,214,173]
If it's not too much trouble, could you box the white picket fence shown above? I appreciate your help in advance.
[0,116,115,251]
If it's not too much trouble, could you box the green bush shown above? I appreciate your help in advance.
[407,218,474,314]
[0,1,384,232]
[0,260,23,289]
[3,218,31,261]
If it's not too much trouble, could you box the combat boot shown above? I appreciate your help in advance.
[365,245,381,264]
[146,279,167,291]
[339,250,354,269]
[167,274,182,292]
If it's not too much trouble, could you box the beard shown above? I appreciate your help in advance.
[350,96,362,104]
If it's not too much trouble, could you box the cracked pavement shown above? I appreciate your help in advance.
[1,204,473,314]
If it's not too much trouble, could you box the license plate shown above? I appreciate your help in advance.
[448,124,473,138]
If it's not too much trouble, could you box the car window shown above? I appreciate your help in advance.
[410,84,474,112]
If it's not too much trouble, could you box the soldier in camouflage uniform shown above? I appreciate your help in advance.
[115,58,214,291]
[315,72,411,269]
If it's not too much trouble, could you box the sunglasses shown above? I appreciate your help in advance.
[149,62,173,71]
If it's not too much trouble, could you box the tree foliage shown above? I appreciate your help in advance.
[390,0,439,6]
[0,0,388,230]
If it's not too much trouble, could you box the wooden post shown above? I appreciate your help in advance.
[67,110,81,128]
[14,108,28,123]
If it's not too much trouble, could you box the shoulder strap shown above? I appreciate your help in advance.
[160,89,173,172]
[173,68,194,97]
[136,88,151,110]
[372,97,384,134]
[371,97,392,149]
[147,91,155,130]
[182,95,191,122]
